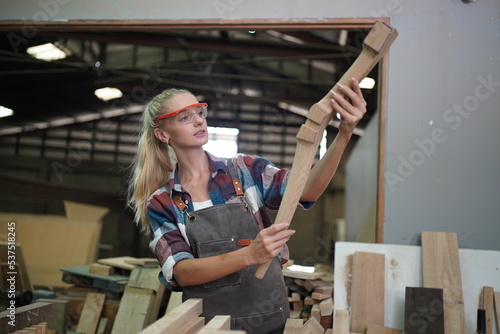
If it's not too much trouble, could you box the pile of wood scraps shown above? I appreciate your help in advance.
[54,256,165,334]
[1,256,163,334]
[282,267,334,332]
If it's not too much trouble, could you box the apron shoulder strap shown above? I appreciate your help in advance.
[226,158,244,196]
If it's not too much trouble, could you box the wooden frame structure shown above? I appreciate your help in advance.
[0,17,391,243]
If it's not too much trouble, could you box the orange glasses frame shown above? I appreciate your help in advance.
[155,103,208,127]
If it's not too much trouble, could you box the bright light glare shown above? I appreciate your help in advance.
[208,126,239,136]
[204,126,239,158]
[287,265,315,273]
[94,87,123,101]
[27,43,69,61]
[204,140,238,158]
[0,106,14,118]
[359,77,376,89]
[319,130,327,159]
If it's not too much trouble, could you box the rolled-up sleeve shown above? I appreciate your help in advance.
[147,189,193,290]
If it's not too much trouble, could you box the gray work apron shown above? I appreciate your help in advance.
[176,175,290,333]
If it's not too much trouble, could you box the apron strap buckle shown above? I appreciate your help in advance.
[173,195,196,222]
[232,178,249,212]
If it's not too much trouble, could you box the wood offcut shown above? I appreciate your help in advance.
[350,251,385,333]
[421,231,466,334]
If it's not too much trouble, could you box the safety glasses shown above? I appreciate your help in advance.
[155,103,208,127]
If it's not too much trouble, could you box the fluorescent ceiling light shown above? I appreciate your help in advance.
[0,106,14,118]
[27,43,69,61]
[360,77,376,89]
[94,87,123,101]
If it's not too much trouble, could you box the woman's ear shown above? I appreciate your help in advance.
[154,127,170,144]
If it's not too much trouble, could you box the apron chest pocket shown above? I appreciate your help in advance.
[197,237,241,289]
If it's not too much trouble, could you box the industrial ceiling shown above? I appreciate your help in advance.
[0,27,379,169]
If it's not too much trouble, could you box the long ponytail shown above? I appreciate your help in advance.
[127,88,191,233]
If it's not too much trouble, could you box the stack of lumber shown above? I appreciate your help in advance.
[282,267,334,332]
[0,302,52,334]
[27,256,164,334]
[140,298,246,333]
[106,257,166,334]
[333,232,500,334]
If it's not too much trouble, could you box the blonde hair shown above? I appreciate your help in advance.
[127,88,191,233]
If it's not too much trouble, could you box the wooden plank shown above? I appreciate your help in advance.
[320,315,332,331]
[421,231,466,334]
[311,291,331,301]
[292,300,303,312]
[310,304,321,322]
[404,287,444,334]
[127,266,166,325]
[283,318,303,334]
[165,291,183,315]
[299,316,324,334]
[76,293,106,334]
[67,286,100,298]
[198,315,231,332]
[139,298,203,334]
[31,322,48,334]
[89,263,115,276]
[179,317,204,334]
[367,324,402,334]
[62,297,119,334]
[0,216,101,288]
[63,201,109,264]
[97,257,136,271]
[36,299,69,334]
[111,287,155,334]
[333,310,349,334]
[0,302,53,333]
[315,286,333,295]
[291,292,301,302]
[350,251,385,333]
[480,286,494,334]
[12,322,48,334]
[97,318,108,334]
[319,298,333,316]
[495,292,500,333]
[123,258,159,267]
[64,201,109,222]
[303,279,329,292]
[304,296,315,306]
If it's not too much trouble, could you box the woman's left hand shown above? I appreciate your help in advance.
[330,78,367,137]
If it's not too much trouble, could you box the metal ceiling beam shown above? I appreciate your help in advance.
[44,31,349,58]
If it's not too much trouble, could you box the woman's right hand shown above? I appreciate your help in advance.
[247,222,296,265]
